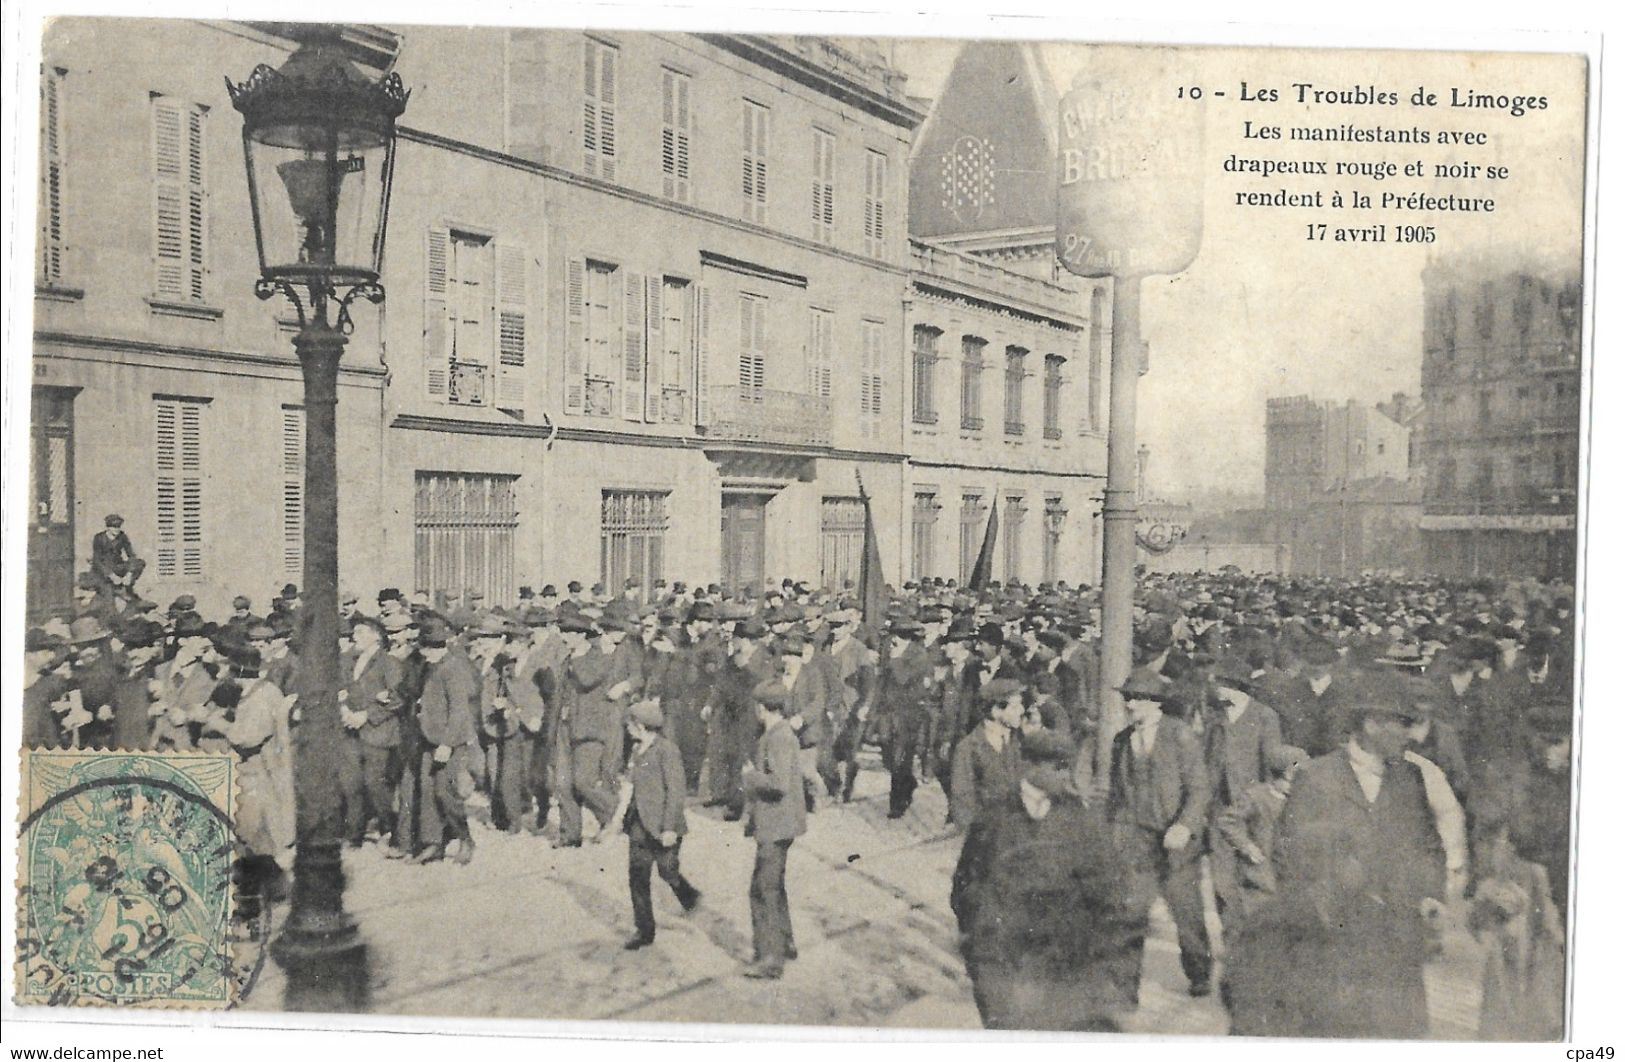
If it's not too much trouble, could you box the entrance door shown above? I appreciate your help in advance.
[720,493,766,595]
[29,388,76,623]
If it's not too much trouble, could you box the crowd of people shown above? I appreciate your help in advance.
[23,513,1576,1037]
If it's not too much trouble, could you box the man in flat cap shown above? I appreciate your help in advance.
[1107,667,1214,999]
[413,619,481,864]
[1204,654,1285,931]
[1225,671,1448,1039]
[610,699,701,949]
[90,513,145,599]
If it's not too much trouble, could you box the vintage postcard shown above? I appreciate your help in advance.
[6,9,1595,1048]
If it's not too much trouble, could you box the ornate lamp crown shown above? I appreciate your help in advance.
[226,32,408,134]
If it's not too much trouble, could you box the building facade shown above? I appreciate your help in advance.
[30,24,1114,620]
[30,22,928,619]
[1263,394,1420,577]
[1417,254,1583,580]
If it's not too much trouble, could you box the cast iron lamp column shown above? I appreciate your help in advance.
[227,24,407,1011]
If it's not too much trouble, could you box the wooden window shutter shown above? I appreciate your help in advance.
[599,45,617,182]
[564,256,587,413]
[186,106,206,301]
[582,42,598,174]
[152,96,186,300]
[282,407,304,573]
[495,241,529,415]
[424,227,452,397]
[179,401,203,576]
[155,400,178,576]
[40,67,66,285]
[644,276,664,421]
[622,270,646,420]
[694,285,712,427]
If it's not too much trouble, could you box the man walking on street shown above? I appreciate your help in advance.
[612,699,702,949]
[741,682,806,979]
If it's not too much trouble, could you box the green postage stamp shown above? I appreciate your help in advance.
[15,749,237,1008]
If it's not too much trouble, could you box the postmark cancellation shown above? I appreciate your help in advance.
[15,749,237,1008]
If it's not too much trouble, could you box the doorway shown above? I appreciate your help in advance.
[720,492,767,595]
[29,387,77,623]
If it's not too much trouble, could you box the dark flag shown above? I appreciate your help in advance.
[968,504,999,591]
[857,478,888,628]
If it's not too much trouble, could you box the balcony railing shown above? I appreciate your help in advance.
[911,241,1079,315]
[705,386,832,447]
[447,361,489,407]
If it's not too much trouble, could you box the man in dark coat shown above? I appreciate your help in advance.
[556,615,631,846]
[874,618,936,818]
[1204,656,1285,930]
[948,678,1025,830]
[951,732,1148,1031]
[613,699,701,949]
[343,616,404,845]
[1225,671,1447,1039]
[414,620,481,864]
[1106,667,1214,998]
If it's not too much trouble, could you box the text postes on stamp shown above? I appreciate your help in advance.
[16,749,236,1008]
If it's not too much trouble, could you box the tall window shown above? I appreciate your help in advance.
[739,294,768,392]
[152,94,207,304]
[1003,495,1027,584]
[961,336,986,430]
[860,319,885,438]
[425,231,495,407]
[154,397,205,578]
[1043,354,1065,439]
[1004,346,1028,435]
[1087,288,1105,432]
[806,308,833,399]
[863,150,887,258]
[656,277,692,422]
[602,490,669,598]
[39,66,66,286]
[741,100,769,224]
[959,493,986,583]
[820,497,866,590]
[912,326,940,424]
[811,128,835,244]
[911,491,939,580]
[1042,495,1065,584]
[660,68,691,202]
[582,38,618,180]
[585,259,621,414]
[281,406,303,575]
[414,472,519,607]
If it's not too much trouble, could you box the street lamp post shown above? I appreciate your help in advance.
[227,24,407,1012]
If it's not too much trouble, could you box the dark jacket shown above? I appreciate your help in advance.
[418,648,480,748]
[627,734,688,837]
[950,793,1148,1030]
[949,726,1023,829]
[346,648,404,749]
[1106,715,1211,843]
[1204,697,1284,809]
[745,718,806,843]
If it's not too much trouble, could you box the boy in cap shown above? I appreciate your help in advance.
[740,681,806,979]
[91,513,145,596]
[608,699,702,949]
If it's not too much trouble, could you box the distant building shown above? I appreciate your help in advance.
[1418,253,1582,580]
[1264,395,1421,577]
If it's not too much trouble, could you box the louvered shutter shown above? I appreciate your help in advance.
[599,46,617,181]
[40,67,65,284]
[155,398,204,578]
[282,408,304,573]
[864,152,886,258]
[582,43,598,175]
[153,97,186,300]
[186,107,206,301]
[424,227,452,397]
[644,276,664,421]
[565,256,587,413]
[495,241,528,415]
[695,285,712,427]
[623,270,645,420]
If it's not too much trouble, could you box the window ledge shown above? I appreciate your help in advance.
[37,283,85,303]
[147,298,224,321]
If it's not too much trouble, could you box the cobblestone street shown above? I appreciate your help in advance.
[248,757,1487,1037]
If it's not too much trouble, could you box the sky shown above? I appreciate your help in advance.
[886,39,1587,495]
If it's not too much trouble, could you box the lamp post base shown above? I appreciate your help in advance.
[269,837,371,1012]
